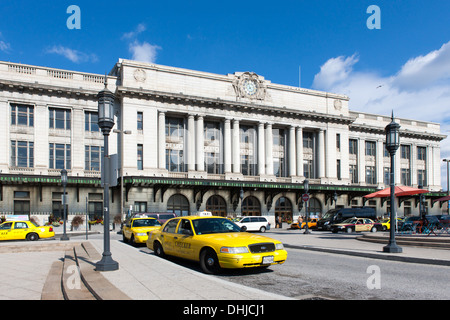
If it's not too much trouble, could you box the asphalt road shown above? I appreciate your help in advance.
[81,233,450,300]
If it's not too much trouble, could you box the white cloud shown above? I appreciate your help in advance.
[46,45,98,63]
[129,40,161,64]
[312,41,450,190]
[121,23,147,40]
[0,40,10,53]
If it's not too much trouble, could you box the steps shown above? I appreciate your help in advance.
[41,242,130,300]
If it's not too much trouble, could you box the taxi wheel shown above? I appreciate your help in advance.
[200,248,221,274]
[122,234,128,243]
[154,242,165,258]
[26,233,39,241]
[346,227,353,233]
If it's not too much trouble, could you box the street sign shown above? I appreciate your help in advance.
[302,193,310,202]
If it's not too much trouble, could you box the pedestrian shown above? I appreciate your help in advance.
[297,216,303,229]
[277,215,282,229]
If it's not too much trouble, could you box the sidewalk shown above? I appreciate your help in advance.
[0,228,448,300]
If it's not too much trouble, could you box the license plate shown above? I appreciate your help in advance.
[262,256,274,264]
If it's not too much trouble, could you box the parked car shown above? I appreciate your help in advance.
[330,218,382,233]
[317,207,377,231]
[234,216,271,232]
[129,212,177,224]
[146,213,287,274]
[290,218,318,230]
[0,220,55,241]
[122,217,162,245]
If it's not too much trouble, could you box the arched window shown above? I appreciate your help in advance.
[241,196,261,216]
[275,197,293,223]
[206,195,227,217]
[167,194,189,216]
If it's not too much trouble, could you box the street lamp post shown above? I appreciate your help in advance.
[443,159,450,214]
[95,76,119,272]
[60,169,69,241]
[303,179,311,234]
[383,112,402,253]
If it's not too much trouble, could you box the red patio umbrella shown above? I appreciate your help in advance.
[364,186,428,198]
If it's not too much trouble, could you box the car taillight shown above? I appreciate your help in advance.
[49,227,53,232]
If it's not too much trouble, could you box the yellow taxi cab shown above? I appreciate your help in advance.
[0,220,55,241]
[146,212,288,274]
[122,217,162,245]
[290,218,318,230]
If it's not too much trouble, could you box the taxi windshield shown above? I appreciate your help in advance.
[192,218,241,235]
[132,219,162,227]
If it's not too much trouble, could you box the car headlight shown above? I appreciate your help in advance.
[135,233,147,236]
[324,221,329,225]
[220,246,249,254]
[275,243,284,250]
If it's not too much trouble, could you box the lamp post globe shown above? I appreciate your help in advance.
[95,76,119,272]
[383,112,402,253]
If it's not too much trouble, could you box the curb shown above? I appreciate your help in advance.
[284,243,450,266]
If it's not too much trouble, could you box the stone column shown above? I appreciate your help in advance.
[289,125,296,177]
[296,127,304,177]
[258,122,265,176]
[224,118,232,173]
[187,114,195,171]
[232,119,240,173]
[196,115,204,172]
[158,111,166,170]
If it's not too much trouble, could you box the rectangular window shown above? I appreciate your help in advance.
[365,141,376,156]
[272,128,286,177]
[14,191,30,215]
[337,159,341,180]
[384,167,390,185]
[11,140,34,168]
[417,146,426,161]
[349,164,358,183]
[49,143,71,169]
[137,144,143,170]
[11,104,34,127]
[49,108,71,130]
[349,139,358,155]
[417,169,427,187]
[303,132,314,149]
[401,168,411,186]
[303,159,313,179]
[401,145,411,160]
[137,112,143,131]
[366,166,376,184]
[85,145,103,171]
[165,117,185,172]
[85,111,99,132]
[336,134,341,152]
[166,149,184,172]
[204,121,222,174]
[240,125,256,176]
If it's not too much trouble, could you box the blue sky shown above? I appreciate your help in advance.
[1,0,450,189]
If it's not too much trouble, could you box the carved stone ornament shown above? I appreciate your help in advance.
[233,72,267,100]
[134,68,147,82]
[334,99,342,110]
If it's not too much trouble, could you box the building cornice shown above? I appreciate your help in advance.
[116,85,355,125]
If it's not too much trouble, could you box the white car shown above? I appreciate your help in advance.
[235,216,271,232]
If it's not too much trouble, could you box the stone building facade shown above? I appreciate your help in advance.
[0,59,446,225]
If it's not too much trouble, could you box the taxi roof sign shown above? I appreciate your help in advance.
[195,211,213,216]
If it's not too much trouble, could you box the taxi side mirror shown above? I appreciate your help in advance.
[240,226,247,232]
